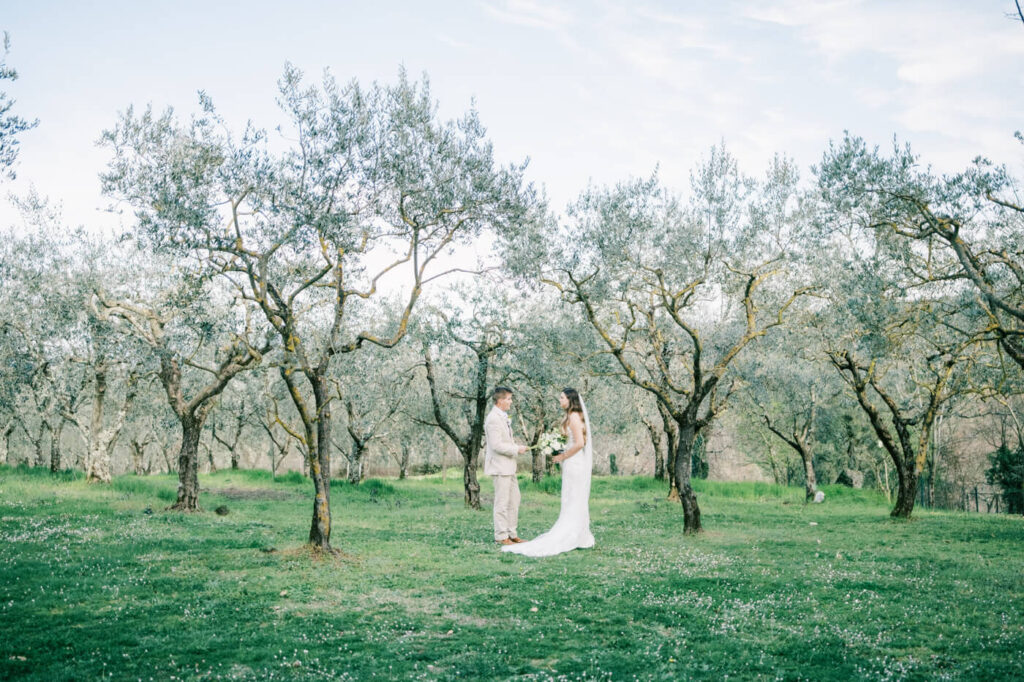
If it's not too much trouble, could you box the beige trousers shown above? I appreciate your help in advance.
[492,475,521,541]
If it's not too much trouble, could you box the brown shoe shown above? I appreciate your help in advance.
[511,537,526,543]
[497,538,515,545]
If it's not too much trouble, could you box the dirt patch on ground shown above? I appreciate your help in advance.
[276,544,359,564]
[203,487,299,501]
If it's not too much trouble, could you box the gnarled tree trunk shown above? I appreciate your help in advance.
[462,444,482,510]
[398,442,410,480]
[36,421,51,468]
[530,432,544,483]
[640,411,665,481]
[1,420,14,465]
[891,459,917,518]
[170,415,204,510]
[84,361,111,483]
[84,364,139,484]
[347,442,365,484]
[308,373,333,549]
[49,420,65,473]
[463,353,489,510]
[205,442,217,474]
[801,448,817,501]
[661,405,680,501]
[130,439,146,476]
[673,421,702,533]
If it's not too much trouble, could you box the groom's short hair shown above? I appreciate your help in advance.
[492,386,513,403]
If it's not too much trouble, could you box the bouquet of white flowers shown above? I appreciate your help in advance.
[534,431,567,457]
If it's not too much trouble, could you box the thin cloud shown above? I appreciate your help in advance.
[742,0,1024,84]
[481,0,573,32]
[740,0,1024,163]
[480,0,582,53]
[437,34,473,50]
[629,5,752,64]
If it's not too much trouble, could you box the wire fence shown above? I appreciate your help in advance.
[915,481,1023,514]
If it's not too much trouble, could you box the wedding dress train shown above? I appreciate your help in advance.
[503,401,594,557]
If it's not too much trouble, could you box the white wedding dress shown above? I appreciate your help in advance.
[503,401,594,557]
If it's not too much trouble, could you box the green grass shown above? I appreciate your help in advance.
[1,464,1022,681]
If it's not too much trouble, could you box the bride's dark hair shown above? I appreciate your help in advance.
[560,387,586,440]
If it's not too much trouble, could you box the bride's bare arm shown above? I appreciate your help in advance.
[553,413,585,463]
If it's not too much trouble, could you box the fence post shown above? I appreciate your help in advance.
[974,486,980,513]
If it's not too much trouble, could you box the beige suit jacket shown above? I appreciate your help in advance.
[483,406,519,476]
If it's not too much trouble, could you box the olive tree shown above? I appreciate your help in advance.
[0,32,38,180]
[0,219,73,468]
[733,323,833,500]
[818,134,1024,374]
[813,135,1018,517]
[533,150,811,532]
[100,66,537,550]
[250,369,305,477]
[90,251,270,508]
[0,203,144,479]
[416,283,514,509]
[331,332,417,484]
[60,234,147,483]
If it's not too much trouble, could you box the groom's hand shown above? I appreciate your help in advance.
[517,445,528,455]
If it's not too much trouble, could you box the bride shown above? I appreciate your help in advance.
[503,388,594,557]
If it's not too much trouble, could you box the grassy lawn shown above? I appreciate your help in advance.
[1,465,1022,681]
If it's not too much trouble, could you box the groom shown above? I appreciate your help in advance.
[484,386,528,545]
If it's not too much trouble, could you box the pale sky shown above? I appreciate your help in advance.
[3,1,1023,234]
